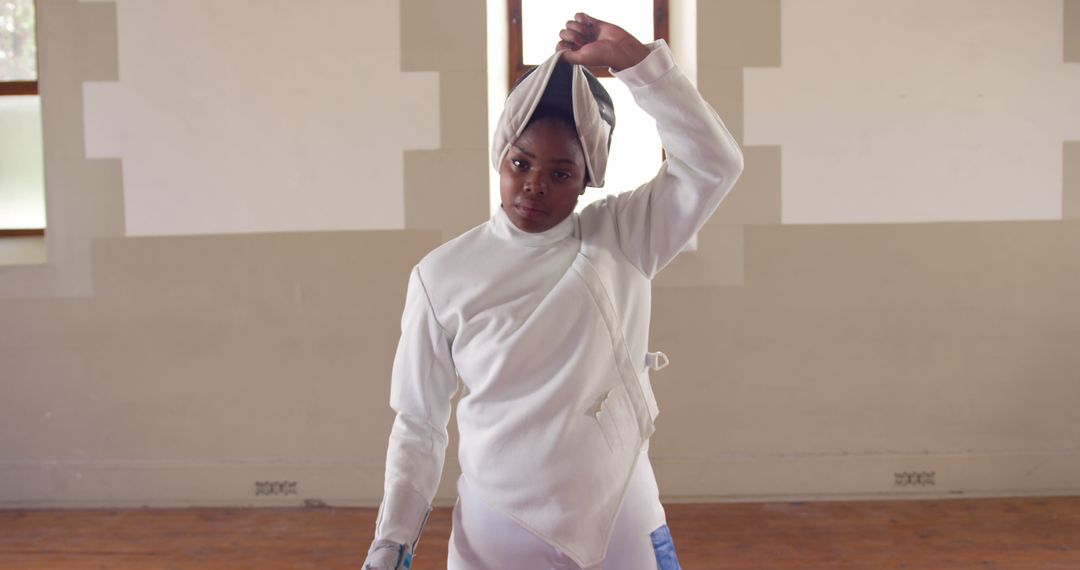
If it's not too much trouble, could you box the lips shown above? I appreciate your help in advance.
[515,201,547,220]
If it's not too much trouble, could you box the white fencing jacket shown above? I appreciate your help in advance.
[374,41,744,567]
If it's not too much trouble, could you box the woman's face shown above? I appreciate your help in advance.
[499,116,587,233]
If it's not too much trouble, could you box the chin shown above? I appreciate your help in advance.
[515,218,550,233]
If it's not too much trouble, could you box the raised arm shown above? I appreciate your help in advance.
[561,13,745,278]
[364,265,457,569]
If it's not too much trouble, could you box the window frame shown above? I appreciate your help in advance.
[0,81,37,96]
[506,0,670,91]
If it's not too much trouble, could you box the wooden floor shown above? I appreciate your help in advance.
[1,496,1078,569]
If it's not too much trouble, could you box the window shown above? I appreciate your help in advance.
[508,0,668,89]
[0,0,46,239]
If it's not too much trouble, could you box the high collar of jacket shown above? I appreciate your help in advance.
[491,204,578,247]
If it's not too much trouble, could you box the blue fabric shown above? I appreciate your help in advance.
[650,524,681,570]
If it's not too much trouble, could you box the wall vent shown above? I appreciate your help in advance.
[255,481,298,496]
[894,471,935,487]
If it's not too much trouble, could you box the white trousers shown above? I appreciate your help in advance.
[446,447,670,570]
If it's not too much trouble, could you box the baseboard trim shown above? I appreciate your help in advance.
[2,452,1078,508]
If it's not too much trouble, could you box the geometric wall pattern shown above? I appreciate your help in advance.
[745,0,1080,225]
[82,0,438,236]
[3,0,1080,510]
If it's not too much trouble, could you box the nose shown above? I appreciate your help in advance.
[524,170,547,195]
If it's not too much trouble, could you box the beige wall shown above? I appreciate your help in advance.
[0,0,1077,509]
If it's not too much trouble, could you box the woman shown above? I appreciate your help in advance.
[364,12,743,569]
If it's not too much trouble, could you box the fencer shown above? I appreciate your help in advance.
[363,12,743,569]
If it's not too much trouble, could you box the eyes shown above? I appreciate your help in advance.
[510,157,574,182]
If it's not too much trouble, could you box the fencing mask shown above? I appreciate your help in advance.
[491,51,616,188]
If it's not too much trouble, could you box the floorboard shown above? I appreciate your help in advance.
[1,496,1077,569]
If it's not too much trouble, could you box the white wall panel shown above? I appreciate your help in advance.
[83,0,438,236]
[744,0,1080,224]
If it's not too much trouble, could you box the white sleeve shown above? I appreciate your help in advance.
[373,265,457,551]
[608,40,745,279]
